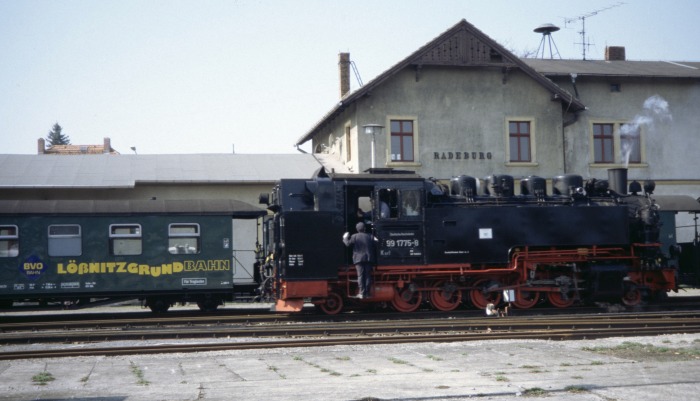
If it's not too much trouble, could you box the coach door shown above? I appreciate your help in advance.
[373,184,424,266]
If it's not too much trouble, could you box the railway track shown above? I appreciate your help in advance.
[2,310,700,360]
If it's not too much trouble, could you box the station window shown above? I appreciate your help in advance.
[591,122,644,165]
[508,121,531,162]
[593,123,615,163]
[109,224,142,256]
[48,224,82,256]
[168,223,200,254]
[390,120,414,162]
[0,225,19,258]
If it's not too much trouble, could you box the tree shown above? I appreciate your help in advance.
[46,123,70,146]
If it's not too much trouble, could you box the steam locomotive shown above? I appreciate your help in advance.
[257,167,697,314]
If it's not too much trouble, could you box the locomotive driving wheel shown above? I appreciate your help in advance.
[391,284,423,312]
[547,290,576,308]
[512,287,540,309]
[469,279,502,310]
[621,284,643,306]
[429,281,462,311]
[318,291,344,315]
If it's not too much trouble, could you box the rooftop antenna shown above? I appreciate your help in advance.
[350,60,363,87]
[564,2,625,60]
[534,23,561,59]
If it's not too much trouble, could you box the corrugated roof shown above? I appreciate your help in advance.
[0,154,321,188]
[521,59,700,78]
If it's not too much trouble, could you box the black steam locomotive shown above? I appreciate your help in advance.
[258,168,689,314]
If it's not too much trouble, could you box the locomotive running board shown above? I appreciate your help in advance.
[271,299,305,312]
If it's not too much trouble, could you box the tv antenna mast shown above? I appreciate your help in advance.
[564,2,624,60]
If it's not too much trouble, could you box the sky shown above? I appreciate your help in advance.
[1,0,699,155]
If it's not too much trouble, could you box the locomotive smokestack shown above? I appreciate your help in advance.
[608,168,628,195]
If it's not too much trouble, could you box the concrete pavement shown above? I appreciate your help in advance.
[1,332,700,401]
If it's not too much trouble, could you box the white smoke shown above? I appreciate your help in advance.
[620,95,672,167]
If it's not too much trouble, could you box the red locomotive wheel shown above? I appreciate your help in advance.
[621,285,643,306]
[512,288,540,309]
[469,279,502,310]
[547,291,575,308]
[391,286,423,312]
[429,281,462,311]
[318,292,344,315]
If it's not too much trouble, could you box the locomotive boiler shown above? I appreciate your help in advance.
[258,167,678,314]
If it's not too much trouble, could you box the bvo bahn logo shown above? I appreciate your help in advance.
[20,255,45,280]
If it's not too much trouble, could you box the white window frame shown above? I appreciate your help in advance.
[109,224,143,256]
[168,223,201,254]
[0,225,19,258]
[48,224,82,257]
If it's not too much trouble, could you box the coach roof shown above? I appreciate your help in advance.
[0,199,266,217]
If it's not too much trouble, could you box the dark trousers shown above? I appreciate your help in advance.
[355,262,373,297]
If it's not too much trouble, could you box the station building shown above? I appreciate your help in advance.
[298,19,700,241]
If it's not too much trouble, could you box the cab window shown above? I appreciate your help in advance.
[377,189,398,219]
[401,189,422,217]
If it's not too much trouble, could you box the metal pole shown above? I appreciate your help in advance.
[370,133,376,168]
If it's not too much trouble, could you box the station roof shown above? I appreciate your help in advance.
[521,59,700,79]
[0,153,322,189]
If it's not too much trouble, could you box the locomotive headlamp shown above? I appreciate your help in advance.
[362,124,384,169]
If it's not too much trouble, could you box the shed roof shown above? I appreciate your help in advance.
[0,153,321,189]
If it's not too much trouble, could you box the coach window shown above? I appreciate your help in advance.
[0,225,19,257]
[109,224,142,256]
[48,224,82,256]
[168,224,200,254]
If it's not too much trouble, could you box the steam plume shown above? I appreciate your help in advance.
[620,95,672,167]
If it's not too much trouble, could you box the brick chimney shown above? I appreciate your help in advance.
[605,46,626,61]
[37,138,45,154]
[103,137,111,154]
[339,52,350,98]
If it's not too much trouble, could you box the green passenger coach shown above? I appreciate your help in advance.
[0,199,265,312]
